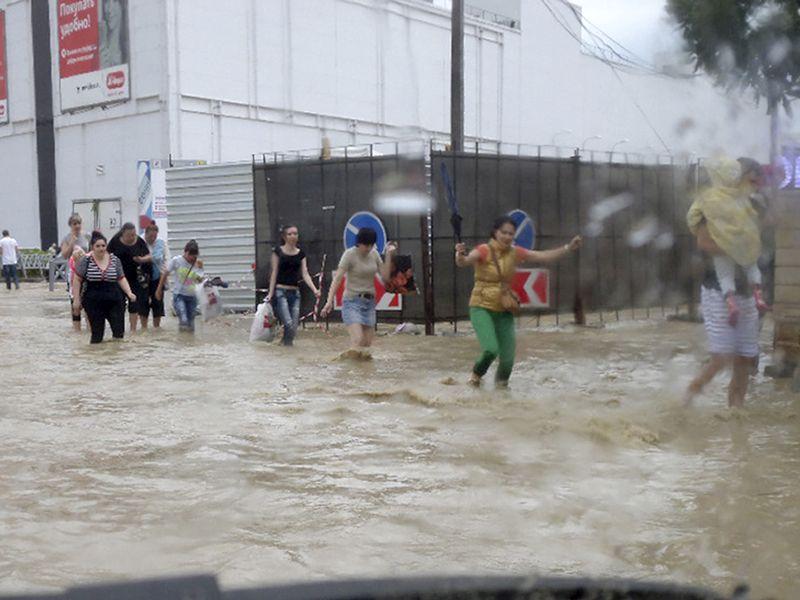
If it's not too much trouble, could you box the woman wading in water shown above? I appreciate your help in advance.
[455,216,581,388]
[73,232,137,344]
[321,227,396,356]
[265,225,321,346]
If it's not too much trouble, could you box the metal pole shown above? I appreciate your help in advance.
[344,146,350,218]
[421,212,435,335]
[654,161,665,317]
[252,155,260,308]
[670,156,680,316]
[625,153,635,319]
[536,146,542,327]
[591,151,603,325]
[609,156,620,322]
[573,153,585,325]
[555,158,562,327]
[687,158,700,321]
[321,151,329,326]
[769,103,779,186]
[31,0,59,250]
[641,160,650,320]
[451,151,459,333]
[451,0,464,153]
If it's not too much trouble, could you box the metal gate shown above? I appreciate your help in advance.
[253,144,429,322]
[165,162,255,311]
[253,142,701,328]
[430,147,698,324]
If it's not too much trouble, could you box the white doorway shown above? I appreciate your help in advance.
[71,198,123,239]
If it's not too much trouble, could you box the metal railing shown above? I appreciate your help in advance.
[419,0,521,29]
[465,4,519,29]
[18,251,53,280]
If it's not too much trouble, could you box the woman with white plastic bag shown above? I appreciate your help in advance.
[265,224,321,346]
[250,300,277,343]
[155,240,204,333]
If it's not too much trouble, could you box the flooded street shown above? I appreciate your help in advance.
[1,284,798,599]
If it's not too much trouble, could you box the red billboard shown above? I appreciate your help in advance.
[0,10,8,125]
[58,0,129,111]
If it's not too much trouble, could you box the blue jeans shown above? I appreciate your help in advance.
[3,265,19,290]
[274,288,300,345]
[173,293,198,332]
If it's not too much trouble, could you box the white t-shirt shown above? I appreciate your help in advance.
[338,247,383,297]
[1,237,19,266]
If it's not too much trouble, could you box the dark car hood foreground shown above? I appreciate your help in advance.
[1,574,751,600]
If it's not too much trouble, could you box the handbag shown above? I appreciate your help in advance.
[489,246,521,315]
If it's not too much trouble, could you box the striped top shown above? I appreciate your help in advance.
[76,254,125,282]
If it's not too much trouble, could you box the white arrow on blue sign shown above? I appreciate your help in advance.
[508,209,535,250]
[343,211,387,254]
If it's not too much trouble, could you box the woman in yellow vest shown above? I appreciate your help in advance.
[455,216,581,387]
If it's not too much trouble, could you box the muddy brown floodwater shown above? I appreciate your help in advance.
[0,284,798,598]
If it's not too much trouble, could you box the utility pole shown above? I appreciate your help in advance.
[427,0,464,335]
[451,0,464,152]
[31,0,58,249]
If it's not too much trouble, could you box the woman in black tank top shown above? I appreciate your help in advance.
[266,225,321,346]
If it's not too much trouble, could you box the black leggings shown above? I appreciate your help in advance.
[83,295,125,344]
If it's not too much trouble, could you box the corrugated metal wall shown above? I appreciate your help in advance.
[165,163,254,311]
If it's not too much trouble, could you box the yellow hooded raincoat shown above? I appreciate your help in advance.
[686,157,761,266]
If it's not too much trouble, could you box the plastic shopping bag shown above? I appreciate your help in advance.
[249,300,276,342]
[198,283,224,321]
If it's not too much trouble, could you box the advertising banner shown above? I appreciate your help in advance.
[58,0,130,111]
[136,158,207,235]
[0,10,8,125]
[137,160,167,235]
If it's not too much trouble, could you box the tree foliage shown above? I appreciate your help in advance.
[667,0,800,115]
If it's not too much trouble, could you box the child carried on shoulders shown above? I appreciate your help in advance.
[687,156,768,325]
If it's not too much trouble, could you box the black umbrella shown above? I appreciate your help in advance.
[440,162,462,243]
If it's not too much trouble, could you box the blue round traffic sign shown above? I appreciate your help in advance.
[344,211,387,254]
[508,209,535,250]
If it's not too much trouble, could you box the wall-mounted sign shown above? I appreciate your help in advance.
[58,0,130,111]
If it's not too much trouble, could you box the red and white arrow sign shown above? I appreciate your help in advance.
[511,268,550,308]
[333,273,402,311]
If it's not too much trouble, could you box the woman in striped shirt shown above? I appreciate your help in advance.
[73,232,138,344]
[685,221,760,408]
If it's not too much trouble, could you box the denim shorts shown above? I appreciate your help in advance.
[342,295,376,327]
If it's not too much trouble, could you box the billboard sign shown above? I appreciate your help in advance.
[137,160,168,236]
[0,10,8,125]
[58,0,130,111]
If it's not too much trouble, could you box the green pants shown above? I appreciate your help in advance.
[470,307,516,383]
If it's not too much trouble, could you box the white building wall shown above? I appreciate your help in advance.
[48,0,171,235]
[0,0,781,248]
[54,111,167,227]
[170,0,771,163]
[0,0,39,247]
[172,0,518,160]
